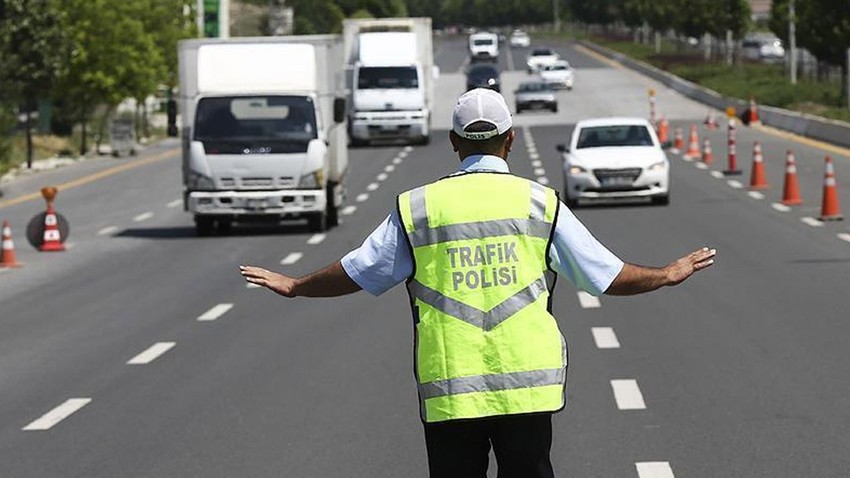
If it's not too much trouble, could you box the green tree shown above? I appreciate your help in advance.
[0,0,66,167]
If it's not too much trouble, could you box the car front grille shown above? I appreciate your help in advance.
[593,168,642,187]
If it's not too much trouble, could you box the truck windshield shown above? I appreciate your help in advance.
[194,95,317,152]
[357,67,419,89]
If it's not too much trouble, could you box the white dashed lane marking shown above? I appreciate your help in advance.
[747,191,765,200]
[377,173,388,181]
[307,233,326,245]
[838,233,850,243]
[341,205,357,216]
[695,162,707,169]
[22,398,92,431]
[710,170,723,178]
[133,212,154,222]
[591,327,620,349]
[771,203,791,212]
[197,303,233,322]
[127,342,176,365]
[392,157,403,165]
[636,462,675,478]
[533,168,546,176]
[801,217,824,227]
[280,252,303,265]
[356,193,369,202]
[367,183,379,191]
[577,291,601,308]
[611,379,647,410]
[385,164,395,172]
[536,177,550,185]
[727,180,743,189]
[97,226,118,236]
[167,199,182,208]
[531,160,542,168]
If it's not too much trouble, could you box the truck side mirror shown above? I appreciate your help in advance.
[166,99,178,137]
[556,144,569,153]
[333,97,346,124]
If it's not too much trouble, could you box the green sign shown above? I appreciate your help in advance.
[203,0,219,38]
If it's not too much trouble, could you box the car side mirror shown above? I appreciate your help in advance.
[333,97,346,124]
[556,144,569,153]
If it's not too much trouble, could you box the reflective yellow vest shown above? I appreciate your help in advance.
[398,171,567,423]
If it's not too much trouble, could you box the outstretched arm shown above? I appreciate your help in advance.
[239,261,362,298]
[604,247,716,296]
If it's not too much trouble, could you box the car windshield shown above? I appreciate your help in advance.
[469,65,498,79]
[518,82,550,92]
[545,64,570,71]
[532,48,553,56]
[357,66,419,89]
[473,38,494,46]
[576,125,654,149]
[194,95,317,144]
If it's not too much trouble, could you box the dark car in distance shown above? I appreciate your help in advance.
[466,63,501,92]
[515,81,557,113]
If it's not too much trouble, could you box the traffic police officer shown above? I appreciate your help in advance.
[240,88,716,478]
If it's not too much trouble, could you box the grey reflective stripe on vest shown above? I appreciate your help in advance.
[408,275,549,331]
[529,181,547,221]
[408,218,551,248]
[419,367,566,400]
[410,186,429,231]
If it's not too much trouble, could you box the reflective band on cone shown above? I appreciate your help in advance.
[781,150,803,206]
[684,125,700,159]
[749,141,768,189]
[39,205,65,252]
[701,139,713,165]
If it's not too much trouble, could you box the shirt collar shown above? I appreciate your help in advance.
[458,154,510,173]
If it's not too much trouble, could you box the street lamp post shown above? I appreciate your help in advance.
[789,0,797,85]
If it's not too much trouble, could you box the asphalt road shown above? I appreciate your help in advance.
[1,35,850,477]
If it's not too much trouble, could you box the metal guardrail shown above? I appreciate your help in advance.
[579,40,850,150]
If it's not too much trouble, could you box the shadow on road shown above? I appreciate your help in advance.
[115,222,315,239]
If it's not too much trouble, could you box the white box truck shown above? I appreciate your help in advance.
[177,35,348,235]
[342,17,436,146]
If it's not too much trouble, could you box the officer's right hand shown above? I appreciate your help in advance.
[239,265,297,297]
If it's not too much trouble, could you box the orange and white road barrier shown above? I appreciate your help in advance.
[819,156,843,221]
[749,141,768,190]
[723,118,742,176]
[657,116,669,144]
[746,97,761,125]
[703,110,718,129]
[781,150,803,206]
[684,125,700,159]
[1,220,22,268]
[701,139,713,165]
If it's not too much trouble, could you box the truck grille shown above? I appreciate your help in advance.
[242,177,274,188]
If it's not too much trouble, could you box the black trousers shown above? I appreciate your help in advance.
[422,413,555,478]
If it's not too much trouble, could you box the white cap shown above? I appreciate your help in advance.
[452,88,513,140]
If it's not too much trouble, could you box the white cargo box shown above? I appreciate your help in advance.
[197,43,317,94]
[357,32,417,66]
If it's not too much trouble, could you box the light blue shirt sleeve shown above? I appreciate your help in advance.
[341,200,623,297]
[341,210,412,296]
[548,204,624,296]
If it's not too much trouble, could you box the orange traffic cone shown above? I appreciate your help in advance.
[701,139,713,165]
[704,110,718,129]
[749,141,768,190]
[671,127,683,153]
[781,150,803,206]
[819,156,843,221]
[657,116,669,145]
[39,204,66,251]
[1,220,22,268]
[684,125,700,159]
[747,97,761,125]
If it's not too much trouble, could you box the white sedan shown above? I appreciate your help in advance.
[509,30,530,48]
[526,47,559,73]
[557,118,670,207]
[539,60,574,90]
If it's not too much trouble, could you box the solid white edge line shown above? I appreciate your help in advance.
[636,461,675,478]
[22,398,92,431]
[97,226,119,236]
[307,233,326,245]
[771,203,791,212]
[197,303,233,322]
[610,379,646,410]
[577,291,601,308]
[341,205,357,216]
[127,342,176,365]
[280,252,304,265]
[133,212,154,222]
[591,327,620,349]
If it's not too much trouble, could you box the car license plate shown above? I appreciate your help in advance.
[601,177,633,187]
[246,198,267,209]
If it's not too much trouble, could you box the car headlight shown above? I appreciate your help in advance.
[299,168,325,189]
[187,170,215,190]
[648,161,668,171]
[568,165,587,175]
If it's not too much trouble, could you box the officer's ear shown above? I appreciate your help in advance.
[504,129,516,153]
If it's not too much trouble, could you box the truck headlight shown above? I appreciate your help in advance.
[299,168,325,189]
[187,170,215,190]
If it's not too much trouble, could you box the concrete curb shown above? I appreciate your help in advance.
[579,40,850,149]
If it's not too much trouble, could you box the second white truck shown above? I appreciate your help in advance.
[343,17,436,146]
[177,35,348,234]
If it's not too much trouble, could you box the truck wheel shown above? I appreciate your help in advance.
[195,216,215,236]
[419,135,430,146]
[308,212,328,232]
